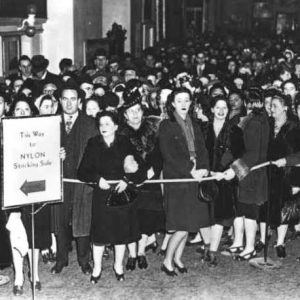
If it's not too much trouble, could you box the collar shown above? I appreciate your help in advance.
[63,111,79,122]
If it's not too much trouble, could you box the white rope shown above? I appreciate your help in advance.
[63,161,300,185]
[63,176,219,185]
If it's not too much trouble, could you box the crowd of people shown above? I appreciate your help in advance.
[1,33,300,296]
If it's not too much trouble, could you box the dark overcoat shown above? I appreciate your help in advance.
[231,109,270,205]
[268,119,300,226]
[52,112,98,237]
[203,120,244,224]
[159,116,210,232]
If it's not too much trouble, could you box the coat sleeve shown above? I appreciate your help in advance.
[231,117,268,180]
[194,123,210,170]
[77,138,101,184]
[123,137,148,184]
[286,127,300,166]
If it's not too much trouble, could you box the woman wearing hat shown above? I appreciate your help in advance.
[159,87,210,276]
[119,89,165,270]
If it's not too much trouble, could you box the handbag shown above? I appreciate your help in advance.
[105,185,137,207]
[198,180,219,203]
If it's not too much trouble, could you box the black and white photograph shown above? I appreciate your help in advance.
[1,0,300,299]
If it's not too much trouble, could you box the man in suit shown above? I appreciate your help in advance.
[51,83,98,275]
[192,49,211,79]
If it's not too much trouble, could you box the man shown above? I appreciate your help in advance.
[7,55,32,85]
[282,79,298,115]
[192,49,211,78]
[51,83,98,275]
[31,55,62,98]
[91,48,109,77]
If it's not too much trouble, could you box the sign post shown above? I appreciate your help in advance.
[1,115,62,300]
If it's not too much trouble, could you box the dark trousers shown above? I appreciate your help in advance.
[56,224,90,267]
[54,192,90,267]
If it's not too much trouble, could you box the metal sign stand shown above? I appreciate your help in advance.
[249,165,282,270]
[31,204,36,300]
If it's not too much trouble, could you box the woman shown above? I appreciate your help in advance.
[7,96,50,295]
[258,93,300,258]
[77,111,146,283]
[159,87,210,276]
[119,89,165,270]
[222,89,270,261]
[202,96,244,267]
[228,91,246,126]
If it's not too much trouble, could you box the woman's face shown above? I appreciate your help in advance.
[14,101,31,117]
[86,100,100,118]
[228,61,236,73]
[264,97,272,116]
[212,99,229,121]
[229,93,243,110]
[271,98,286,120]
[172,92,191,118]
[99,116,118,138]
[39,99,54,115]
[125,103,143,127]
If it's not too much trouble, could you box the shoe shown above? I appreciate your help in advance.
[42,250,50,264]
[49,249,57,263]
[275,244,286,258]
[28,272,42,291]
[221,234,233,247]
[174,262,187,273]
[137,255,148,269]
[236,250,257,261]
[13,285,23,296]
[186,240,204,247]
[30,281,42,291]
[255,241,265,253]
[90,272,101,284]
[221,246,244,256]
[296,256,300,262]
[125,257,137,271]
[113,268,125,281]
[207,252,218,268]
[161,264,177,277]
[200,248,210,262]
[157,249,166,256]
[81,263,92,275]
[50,262,68,274]
[145,242,158,253]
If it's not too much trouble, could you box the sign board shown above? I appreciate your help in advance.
[1,115,62,209]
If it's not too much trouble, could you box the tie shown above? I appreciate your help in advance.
[65,115,73,134]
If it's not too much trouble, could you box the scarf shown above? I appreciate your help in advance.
[174,111,196,158]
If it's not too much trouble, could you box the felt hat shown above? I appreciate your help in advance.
[31,55,49,73]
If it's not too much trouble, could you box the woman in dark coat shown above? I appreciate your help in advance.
[222,89,270,261]
[119,89,165,270]
[159,87,210,276]
[258,93,300,258]
[202,95,244,266]
[77,111,146,283]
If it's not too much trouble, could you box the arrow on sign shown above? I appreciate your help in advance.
[20,180,46,196]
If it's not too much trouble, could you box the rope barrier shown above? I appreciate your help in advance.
[63,160,300,185]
